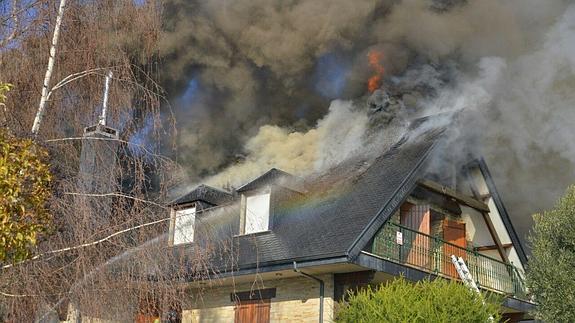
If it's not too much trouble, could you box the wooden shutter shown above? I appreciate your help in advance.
[234,299,270,323]
[443,220,467,278]
[400,203,431,234]
[400,203,431,269]
[255,300,271,323]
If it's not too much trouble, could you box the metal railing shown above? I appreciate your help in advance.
[370,222,527,299]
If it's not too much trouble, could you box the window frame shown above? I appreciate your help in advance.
[239,188,273,236]
[169,203,197,246]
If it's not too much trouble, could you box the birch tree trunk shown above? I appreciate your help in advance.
[31,0,67,136]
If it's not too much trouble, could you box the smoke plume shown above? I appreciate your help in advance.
[159,0,575,246]
[204,100,369,187]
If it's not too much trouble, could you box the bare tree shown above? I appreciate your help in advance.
[0,0,21,49]
[0,0,265,319]
[0,0,42,49]
[0,1,212,320]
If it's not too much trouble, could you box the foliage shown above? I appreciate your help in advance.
[0,83,12,107]
[336,277,502,323]
[527,185,575,322]
[0,121,52,263]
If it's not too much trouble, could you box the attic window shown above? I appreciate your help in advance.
[244,193,271,234]
[173,206,196,245]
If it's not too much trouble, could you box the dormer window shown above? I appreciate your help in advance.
[172,206,196,245]
[236,169,305,236]
[243,192,271,234]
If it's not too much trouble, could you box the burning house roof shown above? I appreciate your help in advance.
[129,117,448,279]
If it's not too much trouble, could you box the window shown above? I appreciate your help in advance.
[244,193,270,234]
[173,207,196,245]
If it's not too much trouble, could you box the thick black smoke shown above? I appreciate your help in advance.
[159,0,406,176]
[158,0,575,247]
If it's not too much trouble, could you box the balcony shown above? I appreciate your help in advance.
[369,221,528,300]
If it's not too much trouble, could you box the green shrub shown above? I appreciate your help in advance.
[336,277,501,323]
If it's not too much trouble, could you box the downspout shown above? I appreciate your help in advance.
[293,261,324,323]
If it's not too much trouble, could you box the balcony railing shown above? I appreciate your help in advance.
[370,222,527,299]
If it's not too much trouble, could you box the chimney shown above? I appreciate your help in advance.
[76,71,119,225]
[77,123,119,193]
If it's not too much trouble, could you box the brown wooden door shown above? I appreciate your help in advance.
[400,203,431,270]
[234,299,270,323]
[443,220,466,278]
[135,314,160,323]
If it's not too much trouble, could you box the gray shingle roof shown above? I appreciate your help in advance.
[116,116,529,283]
[170,184,233,206]
[237,168,306,193]
[182,124,446,273]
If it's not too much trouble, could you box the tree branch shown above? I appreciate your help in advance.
[31,0,67,136]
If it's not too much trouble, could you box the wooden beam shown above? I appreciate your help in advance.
[231,288,276,302]
[418,180,490,213]
[411,186,462,215]
[474,243,513,252]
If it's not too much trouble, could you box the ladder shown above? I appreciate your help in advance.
[450,255,480,293]
[451,255,494,322]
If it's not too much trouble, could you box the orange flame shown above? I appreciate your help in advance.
[367,50,385,92]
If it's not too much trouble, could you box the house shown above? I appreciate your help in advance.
[142,119,535,323]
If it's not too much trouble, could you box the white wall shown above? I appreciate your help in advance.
[470,168,526,273]
[183,274,335,323]
[460,206,497,253]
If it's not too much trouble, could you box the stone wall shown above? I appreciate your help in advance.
[183,274,334,323]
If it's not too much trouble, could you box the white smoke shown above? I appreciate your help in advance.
[479,4,575,238]
[205,100,369,188]
[415,3,575,239]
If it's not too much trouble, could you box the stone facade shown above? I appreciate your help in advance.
[183,274,334,323]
